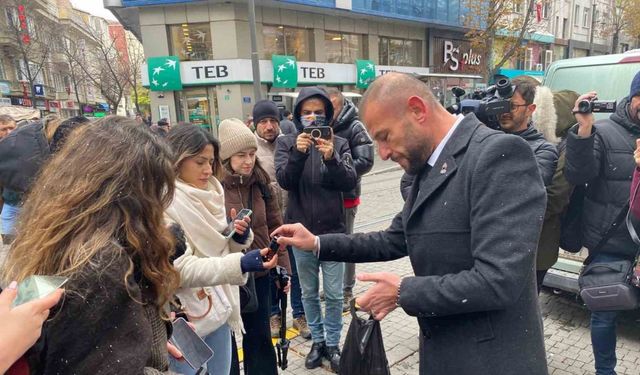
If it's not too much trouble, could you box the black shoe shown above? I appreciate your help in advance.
[305,342,326,369]
[325,345,341,373]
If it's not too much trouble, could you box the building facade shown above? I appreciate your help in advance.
[108,0,487,129]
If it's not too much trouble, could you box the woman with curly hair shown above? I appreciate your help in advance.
[2,116,181,374]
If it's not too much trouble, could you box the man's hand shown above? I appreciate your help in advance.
[634,139,640,168]
[315,137,335,161]
[573,91,597,138]
[271,223,316,251]
[296,133,314,154]
[355,272,401,321]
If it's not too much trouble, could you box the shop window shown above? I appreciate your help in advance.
[168,23,213,61]
[379,37,420,66]
[262,25,310,61]
[325,32,363,63]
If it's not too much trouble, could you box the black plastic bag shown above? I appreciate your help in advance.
[339,300,391,375]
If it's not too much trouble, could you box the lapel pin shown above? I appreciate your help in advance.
[440,162,447,174]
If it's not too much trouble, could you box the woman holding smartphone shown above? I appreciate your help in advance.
[2,117,181,374]
[218,118,292,374]
[165,124,278,375]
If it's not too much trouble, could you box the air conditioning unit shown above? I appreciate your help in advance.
[535,63,544,71]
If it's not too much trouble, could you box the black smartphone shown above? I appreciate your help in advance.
[221,208,253,238]
[170,317,214,370]
[262,236,280,262]
[303,126,332,140]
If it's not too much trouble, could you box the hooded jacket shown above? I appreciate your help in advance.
[331,99,374,201]
[0,121,49,196]
[564,96,640,259]
[535,89,579,270]
[275,87,358,234]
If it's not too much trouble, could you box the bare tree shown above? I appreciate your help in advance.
[599,0,640,53]
[0,0,56,108]
[55,32,88,112]
[463,0,539,79]
[69,18,129,113]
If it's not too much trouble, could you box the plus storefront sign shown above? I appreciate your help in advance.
[142,57,430,88]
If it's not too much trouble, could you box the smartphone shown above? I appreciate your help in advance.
[221,208,253,239]
[12,275,68,307]
[303,126,332,140]
[262,236,280,262]
[170,317,214,370]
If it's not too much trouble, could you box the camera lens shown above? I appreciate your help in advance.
[495,78,513,98]
[577,99,592,114]
[311,129,321,139]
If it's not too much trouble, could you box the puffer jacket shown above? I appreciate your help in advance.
[515,123,558,186]
[331,99,374,200]
[275,87,358,234]
[564,96,640,259]
[222,171,291,278]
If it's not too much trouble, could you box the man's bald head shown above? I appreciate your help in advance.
[360,73,439,118]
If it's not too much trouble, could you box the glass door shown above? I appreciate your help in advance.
[176,87,216,132]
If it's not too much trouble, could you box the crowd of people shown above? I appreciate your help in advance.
[0,70,639,375]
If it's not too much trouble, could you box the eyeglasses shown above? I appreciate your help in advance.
[510,103,529,111]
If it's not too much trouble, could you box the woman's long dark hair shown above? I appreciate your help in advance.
[3,116,180,314]
[166,125,223,180]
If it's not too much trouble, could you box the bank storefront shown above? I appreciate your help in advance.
[143,57,431,131]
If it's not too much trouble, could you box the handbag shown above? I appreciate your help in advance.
[339,299,391,375]
[176,285,233,337]
[238,185,259,313]
[578,200,639,311]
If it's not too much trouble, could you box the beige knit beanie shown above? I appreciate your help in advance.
[219,118,258,161]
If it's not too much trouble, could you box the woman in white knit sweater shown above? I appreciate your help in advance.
[165,124,278,375]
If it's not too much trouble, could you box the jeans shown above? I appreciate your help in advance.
[241,275,277,375]
[343,206,358,295]
[271,247,304,318]
[1,203,20,236]
[590,252,625,375]
[169,323,232,375]
[293,247,344,347]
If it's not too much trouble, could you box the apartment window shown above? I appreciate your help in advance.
[379,37,420,66]
[325,32,363,63]
[574,5,580,26]
[542,4,549,19]
[262,25,310,61]
[524,48,533,71]
[562,18,568,39]
[168,23,213,61]
[514,0,523,13]
[544,50,553,70]
[583,8,590,28]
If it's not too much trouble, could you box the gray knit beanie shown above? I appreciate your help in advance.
[218,118,258,161]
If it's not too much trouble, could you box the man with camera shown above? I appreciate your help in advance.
[564,71,640,375]
[274,73,548,375]
[274,87,357,372]
[498,77,558,187]
[326,88,375,311]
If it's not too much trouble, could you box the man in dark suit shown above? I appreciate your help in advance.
[273,73,549,375]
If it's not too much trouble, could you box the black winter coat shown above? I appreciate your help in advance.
[275,87,358,234]
[0,121,49,194]
[319,114,548,375]
[516,123,559,186]
[564,96,640,259]
[332,100,374,200]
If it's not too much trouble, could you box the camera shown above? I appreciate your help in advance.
[576,99,617,114]
[262,236,280,262]
[452,77,515,129]
[303,126,332,140]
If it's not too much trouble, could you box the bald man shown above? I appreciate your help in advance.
[274,73,549,374]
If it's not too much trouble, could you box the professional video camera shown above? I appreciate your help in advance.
[448,77,516,129]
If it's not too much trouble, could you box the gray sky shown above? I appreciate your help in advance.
[70,0,117,21]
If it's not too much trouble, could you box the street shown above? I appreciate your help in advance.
[262,156,640,375]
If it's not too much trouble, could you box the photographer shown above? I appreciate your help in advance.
[275,87,357,372]
[498,77,558,187]
[564,71,640,375]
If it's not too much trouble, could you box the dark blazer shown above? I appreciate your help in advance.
[319,114,548,375]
